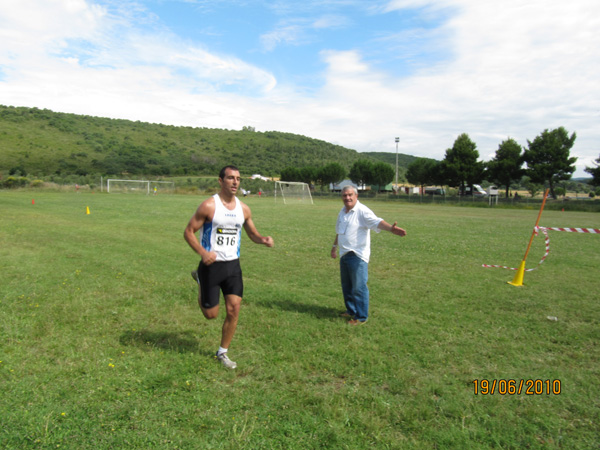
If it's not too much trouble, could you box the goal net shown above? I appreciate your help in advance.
[106,179,175,194]
[107,179,150,194]
[274,181,313,204]
[149,181,175,194]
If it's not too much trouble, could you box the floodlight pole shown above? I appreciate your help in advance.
[395,137,400,192]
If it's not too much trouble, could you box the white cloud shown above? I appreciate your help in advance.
[259,13,350,52]
[260,24,305,52]
[312,14,351,29]
[0,0,599,176]
[0,0,104,54]
[0,0,276,108]
[315,0,600,175]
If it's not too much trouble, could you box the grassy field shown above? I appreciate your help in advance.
[1,191,599,449]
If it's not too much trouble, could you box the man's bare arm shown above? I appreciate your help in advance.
[242,203,274,247]
[184,198,218,264]
[378,220,407,237]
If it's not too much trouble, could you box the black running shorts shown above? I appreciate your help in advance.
[197,259,243,309]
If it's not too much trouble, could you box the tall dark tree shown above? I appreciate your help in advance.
[299,166,318,184]
[440,133,484,191]
[585,154,600,187]
[486,138,525,198]
[280,167,301,182]
[371,162,395,192]
[406,158,439,192]
[349,159,374,187]
[317,162,346,187]
[523,127,577,199]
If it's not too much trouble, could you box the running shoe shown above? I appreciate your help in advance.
[216,352,237,369]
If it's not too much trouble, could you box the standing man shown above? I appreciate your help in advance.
[184,165,274,369]
[331,185,406,325]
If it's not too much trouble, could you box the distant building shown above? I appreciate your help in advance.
[330,179,368,192]
[250,174,270,181]
[371,183,394,192]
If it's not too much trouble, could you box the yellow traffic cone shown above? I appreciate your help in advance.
[86,206,90,215]
[506,189,550,287]
[508,260,526,286]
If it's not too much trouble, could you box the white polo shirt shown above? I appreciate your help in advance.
[335,200,383,263]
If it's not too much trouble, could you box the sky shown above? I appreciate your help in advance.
[0,0,598,176]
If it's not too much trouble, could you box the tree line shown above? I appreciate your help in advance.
[405,127,596,199]
[281,127,596,198]
[280,160,395,192]
[2,105,597,197]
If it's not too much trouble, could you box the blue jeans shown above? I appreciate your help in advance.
[340,252,369,321]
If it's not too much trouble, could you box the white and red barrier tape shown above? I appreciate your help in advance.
[537,227,600,234]
[482,226,599,271]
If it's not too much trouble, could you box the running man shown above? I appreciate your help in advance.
[184,165,274,369]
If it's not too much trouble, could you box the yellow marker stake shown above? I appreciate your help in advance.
[86,206,90,215]
[508,189,550,286]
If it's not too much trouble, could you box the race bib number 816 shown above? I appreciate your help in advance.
[216,228,238,247]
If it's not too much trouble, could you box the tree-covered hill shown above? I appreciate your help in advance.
[361,152,419,169]
[0,105,417,179]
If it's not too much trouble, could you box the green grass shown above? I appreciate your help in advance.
[1,191,599,449]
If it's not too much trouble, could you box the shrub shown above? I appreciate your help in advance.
[2,176,29,189]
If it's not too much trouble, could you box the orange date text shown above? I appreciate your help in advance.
[473,379,561,395]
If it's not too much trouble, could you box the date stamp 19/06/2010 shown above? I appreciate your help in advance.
[473,379,561,395]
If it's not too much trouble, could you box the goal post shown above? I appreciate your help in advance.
[149,181,175,194]
[106,179,175,194]
[107,179,150,194]
[274,181,313,205]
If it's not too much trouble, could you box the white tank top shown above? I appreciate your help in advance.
[201,194,244,261]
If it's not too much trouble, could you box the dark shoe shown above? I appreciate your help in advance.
[348,319,367,326]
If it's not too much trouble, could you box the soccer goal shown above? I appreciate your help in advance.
[107,179,176,194]
[149,181,175,194]
[274,181,313,204]
[107,179,150,194]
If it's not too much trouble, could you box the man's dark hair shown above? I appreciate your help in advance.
[219,165,240,180]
